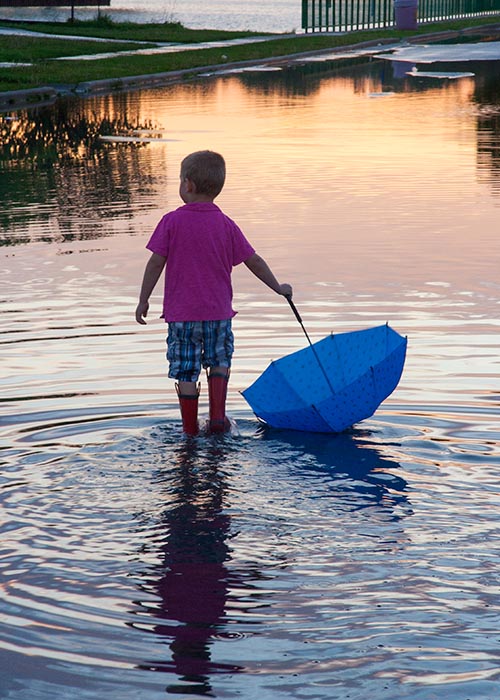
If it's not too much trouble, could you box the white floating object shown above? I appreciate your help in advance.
[368,91,396,97]
[242,66,282,72]
[407,70,475,79]
[300,44,400,62]
[301,53,360,62]
[199,65,282,76]
[99,135,177,143]
[131,129,168,136]
[377,41,500,64]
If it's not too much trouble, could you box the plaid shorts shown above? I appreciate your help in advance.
[166,319,234,382]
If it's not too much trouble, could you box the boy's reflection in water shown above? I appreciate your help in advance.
[134,440,252,696]
[132,429,410,695]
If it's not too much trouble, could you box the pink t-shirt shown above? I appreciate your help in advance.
[146,202,255,322]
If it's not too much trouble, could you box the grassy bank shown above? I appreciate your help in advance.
[0,16,499,94]
[0,34,156,63]
[0,17,263,43]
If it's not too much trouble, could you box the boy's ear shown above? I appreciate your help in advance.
[185,178,196,193]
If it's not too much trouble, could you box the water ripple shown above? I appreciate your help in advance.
[0,406,498,696]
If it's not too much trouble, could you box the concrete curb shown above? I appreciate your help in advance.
[0,85,58,110]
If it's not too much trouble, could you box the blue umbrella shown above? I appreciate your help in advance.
[242,298,407,433]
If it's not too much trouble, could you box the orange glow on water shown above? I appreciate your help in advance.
[1,63,498,321]
[78,71,495,300]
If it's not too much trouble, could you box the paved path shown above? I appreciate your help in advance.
[0,26,150,43]
[51,35,302,62]
[0,24,304,67]
[0,24,299,51]
[0,25,308,63]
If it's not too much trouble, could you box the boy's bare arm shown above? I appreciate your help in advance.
[244,253,292,297]
[135,253,166,324]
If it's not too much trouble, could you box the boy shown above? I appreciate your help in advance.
[135,150,292,435]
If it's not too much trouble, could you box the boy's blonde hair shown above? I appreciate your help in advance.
[181,150,226,198]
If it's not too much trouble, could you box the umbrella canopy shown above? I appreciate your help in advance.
[242,324,407,433]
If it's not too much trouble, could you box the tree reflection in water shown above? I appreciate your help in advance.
[0,93,166,246]
[473,64,500,196]
[2,54,499,249]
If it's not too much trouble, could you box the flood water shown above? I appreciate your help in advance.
[0,0,301,33]
[1,55,500,699]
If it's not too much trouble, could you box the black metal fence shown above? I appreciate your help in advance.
[419,0,499,23]
[302,0,500,32]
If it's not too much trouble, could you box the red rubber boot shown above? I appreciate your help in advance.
[208,372,230,434]
[176,384,199,436]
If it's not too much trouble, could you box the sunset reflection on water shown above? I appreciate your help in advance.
[2,63,497,284]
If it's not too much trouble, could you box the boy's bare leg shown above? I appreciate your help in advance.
[177,381,199,396]
[208,366,230,379]
[178,368,228,395]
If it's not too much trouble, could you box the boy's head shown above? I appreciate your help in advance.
[180,150,226,199]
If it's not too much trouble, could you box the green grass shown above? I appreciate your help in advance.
[0,35,154,63]
[0,18,263,43]
[0,16,499,94]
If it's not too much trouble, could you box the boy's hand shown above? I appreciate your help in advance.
[135,301,149,325]
[279,283,293,297]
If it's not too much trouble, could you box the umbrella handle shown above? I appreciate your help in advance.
[285,295,303,324]
[285,295,336,395]
[285,295,313,346]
